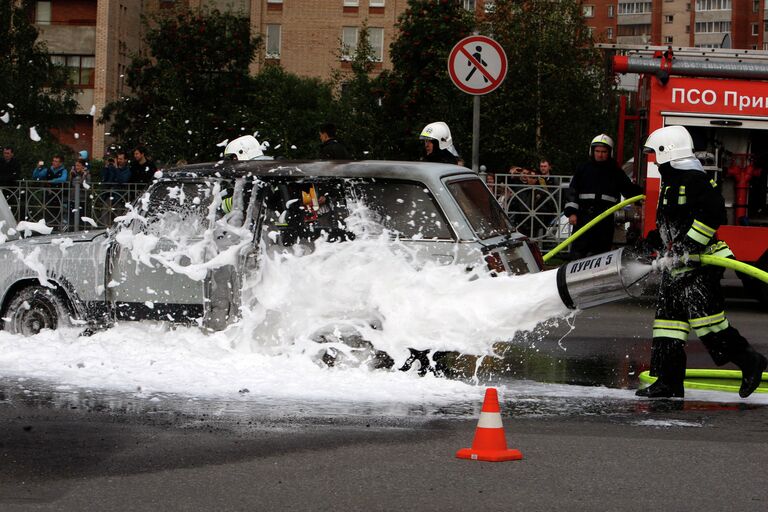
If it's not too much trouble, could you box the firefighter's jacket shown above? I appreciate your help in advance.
[563,158,641,222]
[656,163,731,258]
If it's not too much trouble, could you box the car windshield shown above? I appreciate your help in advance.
[446,178,514,240]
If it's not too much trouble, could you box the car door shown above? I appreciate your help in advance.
[107,179,223,323]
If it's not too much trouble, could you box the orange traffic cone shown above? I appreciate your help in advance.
[456,387,523,462]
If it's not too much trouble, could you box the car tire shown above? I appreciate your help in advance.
[3,285,72,336]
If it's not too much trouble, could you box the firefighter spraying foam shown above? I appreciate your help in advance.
[634,125,767,398]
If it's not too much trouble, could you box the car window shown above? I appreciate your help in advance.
[446,178,514,239]
[349,179,452,240]
[261,180,351,246]
[142,181,225,238]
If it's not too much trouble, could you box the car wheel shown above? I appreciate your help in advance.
[3,285,72,336]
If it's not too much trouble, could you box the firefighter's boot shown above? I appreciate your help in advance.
[731,348,767,398]
[636,339,686,398]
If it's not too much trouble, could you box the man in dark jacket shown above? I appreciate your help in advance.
[563,134,642,258]
[637,125,767,399]
[130,146,157,184]
[0,146,21,187]
[318,123,351,160]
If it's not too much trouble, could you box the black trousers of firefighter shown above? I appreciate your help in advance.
[651,265,752,390]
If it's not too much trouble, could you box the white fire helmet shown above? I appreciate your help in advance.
[419,122,454,151]
[590,133,614,156]
[643,125,694,165]
[224,135,264,161]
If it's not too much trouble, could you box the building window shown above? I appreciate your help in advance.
[463,0,475,10]
[753,23,760,36]
[664,15,674,23]
[51,55,95,87]
[266,24,281,59]
[764,20,768,32]
[753,0,759,12]
[695,0,731,11]
[664,35,674,43]
[583,5,595,17]
[344,0,360,6]
[618,2,653,14]
[686,25,690,33]
[694,20,731,33]
[370,0,386,6]
[606,27,614,39]
[617,24,652,36]
[267,0,282,2]
[369,27,384,62]
[35,1,51,25]
[342,26,358,60]
[608,5,614,17]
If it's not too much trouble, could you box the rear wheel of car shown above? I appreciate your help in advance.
[3,285,72,336]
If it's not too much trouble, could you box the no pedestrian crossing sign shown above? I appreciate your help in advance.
[448,35,507,95]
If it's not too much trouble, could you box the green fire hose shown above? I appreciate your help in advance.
[542,194,646,263]
[689,254,768,285]
[539,193,768,285]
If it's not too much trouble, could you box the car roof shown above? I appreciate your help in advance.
[161,160,476,185]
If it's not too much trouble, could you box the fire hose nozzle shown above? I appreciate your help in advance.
[556,248,653,310]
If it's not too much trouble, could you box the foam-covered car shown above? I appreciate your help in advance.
[0,160,543,345]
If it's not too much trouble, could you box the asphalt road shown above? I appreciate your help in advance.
[1,283,766,511]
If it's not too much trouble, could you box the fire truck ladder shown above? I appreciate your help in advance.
[596,43,768,79]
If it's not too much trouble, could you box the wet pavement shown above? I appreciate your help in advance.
[1,284,766,510]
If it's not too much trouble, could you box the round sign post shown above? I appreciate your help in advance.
[447,35,508,172]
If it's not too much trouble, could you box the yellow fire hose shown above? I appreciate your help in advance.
[539,194,768,285]
[689,254,768,285]
[542,194,646,263]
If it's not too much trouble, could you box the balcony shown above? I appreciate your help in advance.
[37,25,96,54]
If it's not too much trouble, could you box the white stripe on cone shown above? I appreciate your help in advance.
[476,411,503,429]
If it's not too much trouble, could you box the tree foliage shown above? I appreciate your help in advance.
[247,65,334,159]
[480,0,614,172]
[0,0,77,173]
[377,0,475,160]
[101,8,261,163]
[330,24,390,158]
[100,1,612,173]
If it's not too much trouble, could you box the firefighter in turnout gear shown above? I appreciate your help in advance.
[564,134,642,258]
[637,125,767,398]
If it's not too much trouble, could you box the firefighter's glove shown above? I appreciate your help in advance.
[671,238,704,267]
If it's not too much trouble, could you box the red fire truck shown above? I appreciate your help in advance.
[602,44,768,306]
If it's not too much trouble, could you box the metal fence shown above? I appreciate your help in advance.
[1,175,574,248]
[484,173,571,251]
[1,180,148,232]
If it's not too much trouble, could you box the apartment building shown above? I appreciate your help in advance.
[31,0,142,158]
[582,0,767,49]
[31,0,494,157]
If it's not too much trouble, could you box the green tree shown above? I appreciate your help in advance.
[246,65,334,159]
[0,0,77,174]
[481,0,614,172]
[377,0,475,160]
[101,8,261,164]
[330,23,389,158]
